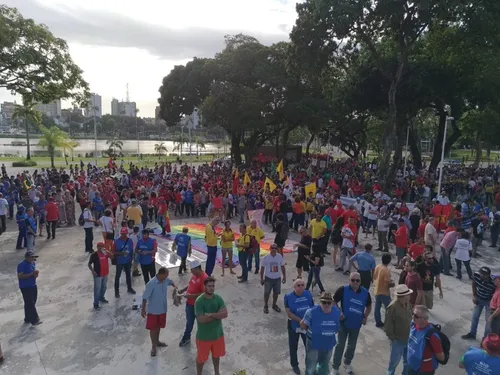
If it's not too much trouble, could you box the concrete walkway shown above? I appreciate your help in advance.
[0,217,495,375]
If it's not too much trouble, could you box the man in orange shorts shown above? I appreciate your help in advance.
[194,276,228,375]
[141,267,177,357]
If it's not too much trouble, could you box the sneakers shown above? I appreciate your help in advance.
[32,320,43,326]
[115,292,120,298]
[344,364,353,374]
[332,369,340,375]
[127,288,136,295]
[462,332,476,340]
[179,338,190,347]
[132,270,141,277]
[100,298,109,303]
[292,366,301,374]
[94,304,100,310]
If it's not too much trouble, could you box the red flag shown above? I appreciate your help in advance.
[232,168,239,195]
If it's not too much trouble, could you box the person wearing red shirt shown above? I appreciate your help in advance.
[409,237,425,260]
[178,261,208,347]
[417,219,426,239]
[393,219,408,268]
[45,197,59,240]
[341,205,357,223]
[88,242,111,310]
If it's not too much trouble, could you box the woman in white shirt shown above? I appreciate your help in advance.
[99,209,115,251]
[455,231,473,280]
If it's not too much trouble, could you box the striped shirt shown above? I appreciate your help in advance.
[473,272,496,301]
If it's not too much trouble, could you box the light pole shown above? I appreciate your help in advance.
[403,125,410,177]
[189,126,193,167]
[437,105,453,194]
[93,106,98,165]
[135,108,140,160]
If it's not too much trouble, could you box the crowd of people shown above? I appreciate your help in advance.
[5,155,500,374]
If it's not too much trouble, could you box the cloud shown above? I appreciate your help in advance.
[5,0,290,60]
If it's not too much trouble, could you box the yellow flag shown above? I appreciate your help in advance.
[304,183,317,198]
[276,159,284,181]
[265,177,277,192]
[243,172,251,185]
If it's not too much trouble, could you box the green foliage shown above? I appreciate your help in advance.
[0,5,89,106]
[12,159,37,167]
[37,125,77,167]
[106,137,124,158]
[154,142,168,159]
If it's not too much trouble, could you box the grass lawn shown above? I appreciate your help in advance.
[5,154,219,169]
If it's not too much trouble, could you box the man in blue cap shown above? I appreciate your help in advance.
[17,251,41,325]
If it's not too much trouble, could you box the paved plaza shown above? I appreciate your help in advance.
[0,217,495,375]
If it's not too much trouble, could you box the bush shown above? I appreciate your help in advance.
[12,160,37,167]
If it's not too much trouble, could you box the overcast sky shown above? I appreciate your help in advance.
[2,0,299,116]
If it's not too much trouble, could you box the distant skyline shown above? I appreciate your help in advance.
[1,0,299,117]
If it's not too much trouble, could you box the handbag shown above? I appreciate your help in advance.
[112,238,129,266]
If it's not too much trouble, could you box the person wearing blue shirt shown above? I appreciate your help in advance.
[35,198,47,237]
[17,251,41,325]
[16,205,27,249]
[135,229,157,284]
[349,243,376,290]
[25,208,38,251]
[113,229,136,297]
[141,267,177,357]
[285,279,314,374]
[184,188,194,217]
[172,227,192,275]
[92,192,105,220]
[332,274,372,375]
[301,292,341,375]
[460,334,500,374]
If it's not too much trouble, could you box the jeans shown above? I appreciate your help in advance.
[455,259,473,279]
[247,247,260,272]
[16,229,27,249]
[288,321,306,368]
[115,263,132,292]
[439,247,451,274]
[492,226,499,247]
[338,247,353,272]
[182,303,196,341]
[93,275,108,305]
[0,214,6,233]
[378,231,389,252]
[179,256,187,274]
[408,370,434,375]
[26,233,36,251]
[332,322,360,369]
[306,266,325,292]
[20,286,39,324]
[205,246,217,276]
[470,299,491,338]
[305,338,333,375]
[46,220,57,238]
[387,340,408,375]
[238,251,249,281]
[375,295,391,326]
[84,227,93,252]
[141,263,156,284]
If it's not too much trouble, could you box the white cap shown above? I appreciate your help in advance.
[190,260,201,269]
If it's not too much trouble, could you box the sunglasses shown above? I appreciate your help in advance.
[295,284,305,287]
[350,279,361,283]
[413,313,424,319]
[320,301,332,305]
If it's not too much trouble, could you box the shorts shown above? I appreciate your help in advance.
[264,276,281,295]
[423,290,434,309]
[196,336,226,363]
[145,313,166,330]
[366,219,377,230]
[295,255,310,272]
[396,247,407,258]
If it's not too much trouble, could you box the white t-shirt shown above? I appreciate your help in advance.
[82,209,94,229]
[367,204,378,221]
[0,198,8,215]
[99,216,114,233]
[455,238,472,261]
[341,227,355,248]
[261,253,284,279]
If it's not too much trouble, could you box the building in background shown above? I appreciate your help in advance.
[1,101,17,123]
[111,99,136,117]
[35,100,62,118]
[84,93,102,117]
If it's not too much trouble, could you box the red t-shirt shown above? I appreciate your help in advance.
[186,273,208,306]
[417,325,444,372]
[409,243,425,259]
[212,196,222,209]
[394,225,408,248]
[97,251,109,277]
[45,202,59,221]
[417,223,426,239]
[341,209,356,223]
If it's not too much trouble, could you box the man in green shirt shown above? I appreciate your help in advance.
[194,276,228,375]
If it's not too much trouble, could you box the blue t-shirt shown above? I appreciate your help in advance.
[17,260,36,288]
[350,251,376,271]
[142,277,173,314]
[462,347,500,375]
[114,237,134,265]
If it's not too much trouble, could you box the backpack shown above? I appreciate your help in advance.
[248,235,259,255]
[78,210,86,226]
[425,324,450,365]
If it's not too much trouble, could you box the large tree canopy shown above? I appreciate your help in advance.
[0,5,89,105]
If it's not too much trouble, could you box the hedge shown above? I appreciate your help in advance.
[12,160,37,167]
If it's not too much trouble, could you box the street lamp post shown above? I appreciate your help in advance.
[135,108,140,160]
[437,105,453,194]
[93,107,98,165]
[403,125,410,177]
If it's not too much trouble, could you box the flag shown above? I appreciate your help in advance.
[265,177,277,192]
[232,168,239,195]
[304,183,316,198]
[306,164,312,178]
[276,159,284,181]
[243,172,251,186]
[23,172,32,190]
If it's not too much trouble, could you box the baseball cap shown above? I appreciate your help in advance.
[120,227,129,235]
[96,242,105,248]
[480,266,492,275]
[190,260,201,269]
[25,251,38,258]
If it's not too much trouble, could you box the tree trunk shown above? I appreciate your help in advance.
[25,118,31,160]
[378,80,398,191]
[472,133,482,169]
[50,149,55,168]
[305,134,315,157]
[392,122,405,172]
[408,127,422,171]
[275,132,281,160]
[231,133,242,165]
[429,114,461,171]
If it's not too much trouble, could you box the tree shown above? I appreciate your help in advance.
[194,137,205,156]
[172,134,185,155]
[0,5,89,106]
[106,137,124,158]
[154,142,168,159]
[37,125,76,167]
[12,102,41,160]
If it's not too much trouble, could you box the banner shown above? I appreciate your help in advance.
[305,183,317,197]
[247,209,265,229]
